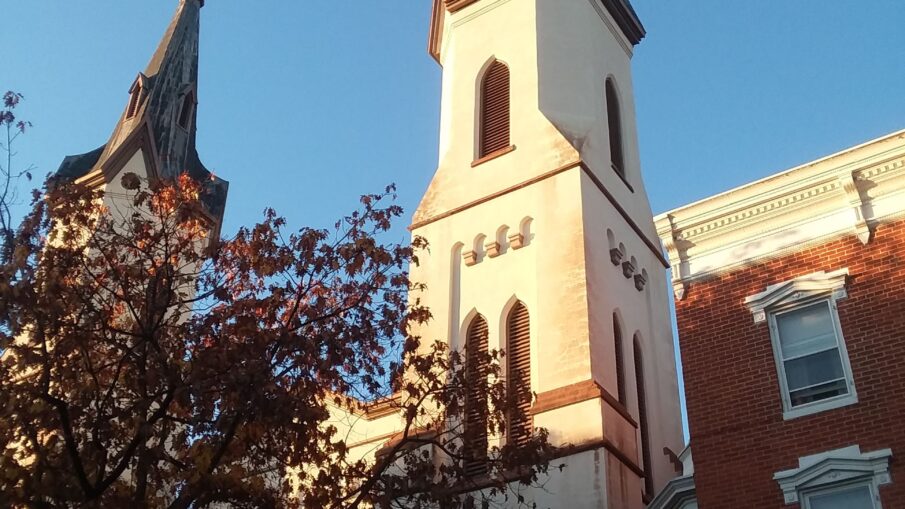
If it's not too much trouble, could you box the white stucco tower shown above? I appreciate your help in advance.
[410,0,684,506]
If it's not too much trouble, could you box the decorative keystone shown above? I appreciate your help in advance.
[485,241,501,258]
[622,259,636,279]
[508,233,525,250]
[609,247,624,266]
[463,250,478,266]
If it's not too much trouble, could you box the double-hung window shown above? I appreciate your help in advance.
[769,299,853,411]
[745,269,857,419]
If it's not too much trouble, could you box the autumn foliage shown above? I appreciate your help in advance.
[0,174,554,508]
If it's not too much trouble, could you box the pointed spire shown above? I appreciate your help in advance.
[54,0,227,224]
[145,0,202,90]
[84,0,205,180]
[140,0,203,180]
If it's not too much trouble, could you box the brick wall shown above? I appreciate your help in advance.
[677,218,905,508]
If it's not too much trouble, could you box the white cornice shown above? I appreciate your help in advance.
[655,129,905,296]
[655,129,905,225]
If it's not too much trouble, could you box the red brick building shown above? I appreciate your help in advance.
[652,129,905,509]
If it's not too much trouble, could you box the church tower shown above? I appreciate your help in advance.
[411,0,683,506]
[53,0,227,236]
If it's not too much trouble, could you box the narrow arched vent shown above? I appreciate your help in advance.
[479,61,511,157]
[464,314,489,477]
[506,302,532,447]
[127,81,143,119]
[178,92,194,129]
[606,78,625,178]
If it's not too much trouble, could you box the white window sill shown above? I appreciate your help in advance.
[783,392,858,420]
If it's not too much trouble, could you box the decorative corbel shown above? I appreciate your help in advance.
[634,272,648,291]
[609,247,624,266]
[508,232,525,250]
[672,280,686,301]
[838,171,871,245]
[485,240,501,258]
[662,215,687,300]
[621,259,636,279]
[463,250,478,266]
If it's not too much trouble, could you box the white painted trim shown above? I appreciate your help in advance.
[647,475,697,509]
[774,445,892,506]
[745,269,849,323]
[768,297,858,420]
[744,270,858,419]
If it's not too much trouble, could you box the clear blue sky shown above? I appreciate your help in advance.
[4,1,905,439]
[5,1,903,234]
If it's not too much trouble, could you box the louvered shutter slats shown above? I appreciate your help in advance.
[507,303,532,448]
[464,316,489,477]
[480,62,511,157]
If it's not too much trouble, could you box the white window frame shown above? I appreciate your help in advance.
[744,268,858,420]
[767,296,858,420]
[800,479,878,509]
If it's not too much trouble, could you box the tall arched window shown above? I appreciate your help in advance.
[605,78,625,178]
[178,91,194,129]
[614,314,626,405]
[464,314,489,476]
[479,60,511,158]
[634,335,654,497]
[506,302,532,447]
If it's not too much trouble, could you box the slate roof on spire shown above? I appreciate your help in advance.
[53,0,227,221]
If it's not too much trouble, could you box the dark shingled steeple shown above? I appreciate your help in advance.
[54,0,227,222]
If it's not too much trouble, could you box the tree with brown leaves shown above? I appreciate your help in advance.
[0,90,34,260]
[0,173,554,508]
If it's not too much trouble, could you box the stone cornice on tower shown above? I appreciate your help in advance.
[428,0,645,63]
[655,129,905,299]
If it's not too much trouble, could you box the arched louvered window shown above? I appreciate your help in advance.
[178,91,194,129]
[506,302,532,447]
[605,78,625,178]
[634,335,654,497]
[464,314,489,477]
[479,61,511,158]
[127,81,143,119]
[614,314,626,405]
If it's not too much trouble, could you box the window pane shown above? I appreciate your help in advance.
[776,302,838,359]
[789,378,848,407]
[808,485,873,509]
[784,349,845,391]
